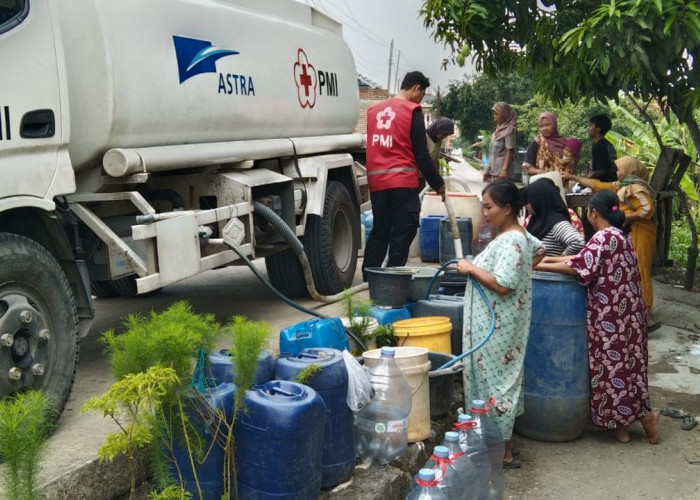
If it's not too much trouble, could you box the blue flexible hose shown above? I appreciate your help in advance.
[425,259,496,371]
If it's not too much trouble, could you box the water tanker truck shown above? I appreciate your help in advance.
[0,0,370,414]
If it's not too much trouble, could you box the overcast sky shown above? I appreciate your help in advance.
[300,0,475,93]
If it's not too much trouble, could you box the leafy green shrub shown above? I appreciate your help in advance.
[82,366,180,500]
[669,218,700,269]
[0,391,56,500]
[101,301,219,381]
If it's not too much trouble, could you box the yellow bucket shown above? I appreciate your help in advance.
[392,316,452,354]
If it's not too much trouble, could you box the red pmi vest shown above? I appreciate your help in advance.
[366,98,420,192]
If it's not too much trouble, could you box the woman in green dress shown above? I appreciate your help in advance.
[456,180,545,467]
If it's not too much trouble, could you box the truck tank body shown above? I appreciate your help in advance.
[55,0,360,171]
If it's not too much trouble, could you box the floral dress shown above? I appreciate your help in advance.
[462,229,544,440]
[566,226,651,429]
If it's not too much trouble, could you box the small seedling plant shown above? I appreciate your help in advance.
[0,390,56,500]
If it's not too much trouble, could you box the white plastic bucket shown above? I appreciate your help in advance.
[529,171,566,204]
[363,346,431,442]
[340,316,379,349]
[420,192,481,241]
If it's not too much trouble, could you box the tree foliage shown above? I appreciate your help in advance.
[421,0,700,155]
[441,71,534,146]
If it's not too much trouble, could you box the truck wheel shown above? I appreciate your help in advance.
[305,181,360,295]
[265,249,308,298]
[0,233,79,419]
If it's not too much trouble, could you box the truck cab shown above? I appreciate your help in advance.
[0,0,369,417]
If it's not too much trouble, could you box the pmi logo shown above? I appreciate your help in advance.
[293,48,339,109]
[173,35,239,84]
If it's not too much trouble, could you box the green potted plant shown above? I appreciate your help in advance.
[339,289,379,352]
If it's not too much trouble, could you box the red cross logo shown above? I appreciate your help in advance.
[294,48,317,108]
[376,107,396,130]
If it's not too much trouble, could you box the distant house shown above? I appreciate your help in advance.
[355,74,388,134]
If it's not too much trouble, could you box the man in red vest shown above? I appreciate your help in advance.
[363,71,446,280]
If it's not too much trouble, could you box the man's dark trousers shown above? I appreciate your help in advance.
[362,187,421,278]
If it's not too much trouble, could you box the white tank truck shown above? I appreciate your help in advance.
[0,0,370,414]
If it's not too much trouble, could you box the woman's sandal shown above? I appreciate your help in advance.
[660,407,689,419]
[681,415,698,431]
[503,458,522,469]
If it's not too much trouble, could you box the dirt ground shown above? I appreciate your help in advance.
[503,277,700,499]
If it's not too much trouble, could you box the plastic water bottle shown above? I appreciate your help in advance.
[354,347,412,464]
[406,468,449,500]
[419,445,468,500]
[470,399,504,500]
[441,431,480,500]
[454,414,490,497]
[473,218,493,255]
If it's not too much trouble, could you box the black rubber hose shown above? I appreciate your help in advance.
[252,201,367,302]
[222,239,367,351]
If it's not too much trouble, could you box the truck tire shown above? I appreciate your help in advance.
[0,233,79,418]
[305,181,360,295]
[265,248,308,298]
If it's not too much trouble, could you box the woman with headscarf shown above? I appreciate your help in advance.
[426,117,455,170]
[564,156,658,330]
[484,102,518,182]
[524,178,585,256]
[523,112,569,176]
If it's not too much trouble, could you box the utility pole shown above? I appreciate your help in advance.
[393,50,401,95]
[386,39,394,93]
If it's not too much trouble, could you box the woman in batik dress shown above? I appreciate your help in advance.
[537,190,659,444]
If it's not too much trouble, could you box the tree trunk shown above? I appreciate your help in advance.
[677,188,698,290]
[683,115,700,161]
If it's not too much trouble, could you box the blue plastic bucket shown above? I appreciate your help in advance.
[361,210,373,243]
[275,348,354,488]
[419,215,445,263]
[171,382,236,499]
[438,217,473,263]
[234,380,326,499]
[368,305,411,325]
[207,349,275,386]
[514,271,588,442]
[279,317,349,356]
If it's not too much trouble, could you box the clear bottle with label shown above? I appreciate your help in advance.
[354,347,412,464]
[454,414,490,498]
[470,399,504,500]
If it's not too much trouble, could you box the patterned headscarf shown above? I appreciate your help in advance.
[534,112,568,155]
[615,156,655,204]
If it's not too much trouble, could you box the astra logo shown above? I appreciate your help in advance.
[173,35,239,84]
[293,48,340,109]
